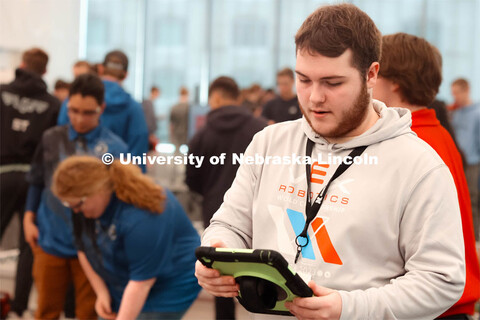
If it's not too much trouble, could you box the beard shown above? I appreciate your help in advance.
[302,80,371,139]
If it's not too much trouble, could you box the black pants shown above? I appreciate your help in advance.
[215,297,235,320]
[10,227,33,316]
[0,171,29,237]
[0,171,32,316]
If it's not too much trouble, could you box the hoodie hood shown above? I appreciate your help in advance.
[10,68,47,96]
[302,99,415,151]
[206,105,252,132]
[102,80,132,113]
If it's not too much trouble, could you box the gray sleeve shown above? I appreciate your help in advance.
[201,133,263,248]
[475,109,480,157]
[339,165,465,320]
[142,100,157,134]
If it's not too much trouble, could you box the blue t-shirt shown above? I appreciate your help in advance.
[79,190,201,312]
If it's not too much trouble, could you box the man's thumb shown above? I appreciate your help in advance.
[308,280,334,296]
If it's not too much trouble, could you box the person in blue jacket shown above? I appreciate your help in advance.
[23,74,128,319]
[57,50,148,166]
[51,155,201,320]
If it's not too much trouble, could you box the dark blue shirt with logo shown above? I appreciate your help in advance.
[26,124,127,257]
[77,190,201,312]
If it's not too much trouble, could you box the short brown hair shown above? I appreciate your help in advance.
[277,68,294,80]
[451,78,469,91]
[54,79,70,90]
[379,33,441,106]
[295,4,381,77]
[179,86,189,96]
[22,48,48,75]
[209,76,240,100]
[103,50,128,80]
[74,60,91,69]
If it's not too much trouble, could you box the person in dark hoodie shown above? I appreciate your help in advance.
[185,76,267,320]
[0,47,60,317]
[57,50,148,168]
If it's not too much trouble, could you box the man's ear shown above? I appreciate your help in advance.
[391,82,401,93]
[97,64,105,76]
[99,102,106,115]
[209,91,220,109]
[119,71,127,81]
[366,62,380,89]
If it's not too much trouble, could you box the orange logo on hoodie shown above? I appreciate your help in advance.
[311,162,329,184]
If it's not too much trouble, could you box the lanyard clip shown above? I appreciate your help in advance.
[294,235,309,264]
[294,246,302,263]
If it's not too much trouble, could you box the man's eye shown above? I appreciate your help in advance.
[327,82,342,87]
[299,79,310,83]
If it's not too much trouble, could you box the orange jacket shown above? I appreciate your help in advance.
[412,108,480,316]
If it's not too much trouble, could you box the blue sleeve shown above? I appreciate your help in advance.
[127,100,149,172]
[57,99,70,125]
[25,184,43,213]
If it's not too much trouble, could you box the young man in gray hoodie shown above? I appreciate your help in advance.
[195,4,465,320]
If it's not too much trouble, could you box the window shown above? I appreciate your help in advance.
[85,0,480,142]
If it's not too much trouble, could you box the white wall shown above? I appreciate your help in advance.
[0,0,82,91]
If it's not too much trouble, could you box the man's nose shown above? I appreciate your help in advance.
[309,83,326,105]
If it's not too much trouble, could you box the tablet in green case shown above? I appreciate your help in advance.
[195,246,313,316]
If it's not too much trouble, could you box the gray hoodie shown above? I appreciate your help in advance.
[202,100,465,320]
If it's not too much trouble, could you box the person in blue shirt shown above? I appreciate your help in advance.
[57,50,149,166]
[450,78,480,241]
[23,74,128,320]
[51,155,201,320]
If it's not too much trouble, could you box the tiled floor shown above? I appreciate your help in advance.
[0,248,251,320]
[183,291,251,320]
